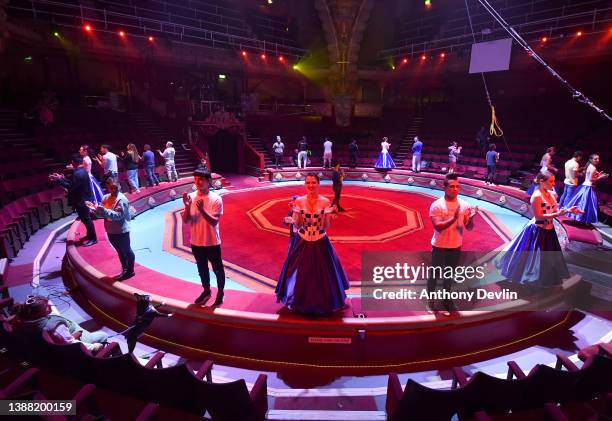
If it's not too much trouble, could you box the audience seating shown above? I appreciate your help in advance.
[0,320,269,421]
[386,354,612,421]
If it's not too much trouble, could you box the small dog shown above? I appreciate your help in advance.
[123,293,172,353]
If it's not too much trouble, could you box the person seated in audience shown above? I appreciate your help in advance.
[8,295,108,352]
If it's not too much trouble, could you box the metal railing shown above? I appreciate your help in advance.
[257,103,314,116]
[7,0,308,58]
[380,6,612,59]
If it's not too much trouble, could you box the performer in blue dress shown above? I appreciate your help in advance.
[276,173,349,315]
[564,154,608,224]
[497,171,582,288]
[527,147,557,196]
[74,144,103,204]
[374,137,395,170]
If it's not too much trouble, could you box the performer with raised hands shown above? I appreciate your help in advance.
[276,173,349,315]
[497,171,583,288]
[564,153,608,224]
[182,168,225,306]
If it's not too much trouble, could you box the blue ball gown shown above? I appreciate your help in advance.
[496,190,569,287]
[563,166,599,224]
[89,174,104,205]
[374,142,395,169]
[276,206,349,315]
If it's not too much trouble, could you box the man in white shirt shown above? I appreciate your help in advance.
[272,136,285,169]
[323,137,333,168]
[182,168,225,306]
[559,151,583,207]
[158,141,178,182]
[98,144,118,184]
[428,173,477,315]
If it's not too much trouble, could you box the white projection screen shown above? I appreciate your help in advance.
[469,38,513,73]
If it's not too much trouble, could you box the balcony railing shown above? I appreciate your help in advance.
[381,3,612,60]
[8,0,307,59]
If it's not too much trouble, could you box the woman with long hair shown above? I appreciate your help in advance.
[276,173,349,315]
[121,143,141,193]
[79,144,103,204]
[497,171,582,287]
[564,154,609,224]
[527,146,557,195]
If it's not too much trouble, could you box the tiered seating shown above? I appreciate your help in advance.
[35,107,174,190]
[0,110,74,258]
[0,317,268,420]
[386,354,612,420]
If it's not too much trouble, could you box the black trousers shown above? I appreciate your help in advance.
[427,246,461,294]
[274,153,284,168]
[331,184,342,209]
[75,203,97,241]
[349,152,357,167]
[191,244,225,292]
[108,232,135,273]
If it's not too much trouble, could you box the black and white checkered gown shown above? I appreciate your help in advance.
[297,209,326,241]
[536,193,557,229]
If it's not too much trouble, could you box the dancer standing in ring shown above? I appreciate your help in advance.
[276,173,349,315]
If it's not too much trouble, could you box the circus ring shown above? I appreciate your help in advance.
[62,170,581,374]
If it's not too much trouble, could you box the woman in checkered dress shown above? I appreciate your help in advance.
[276,173,349,315]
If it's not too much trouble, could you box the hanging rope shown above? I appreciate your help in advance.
[463,0,510,152]
[489,105,503,137]
[476,0,611,122]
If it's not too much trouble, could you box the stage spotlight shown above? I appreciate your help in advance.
[440,52,445,58]
[292,64,299,70]
[261,53,266,59]
[148,36,154,42]
[421,54,427,60]
[278,56,284,62]
[241,51,247,57]
[425,0,432,8]
[576,31,582,37]
[53,31,60,37]
[119,31,125,38]
[391,65,396,70]
[84,24,92,32]
[541,37,547,42]
[402,58,408,64]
